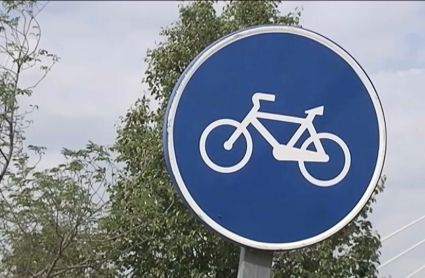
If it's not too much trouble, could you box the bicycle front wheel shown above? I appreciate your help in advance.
[199,119,253,174]
[298,132,351,187]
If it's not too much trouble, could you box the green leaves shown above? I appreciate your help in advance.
[0,142,117,278]
[0,1,59,196]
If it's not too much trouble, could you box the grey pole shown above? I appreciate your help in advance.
[237,247,274,278]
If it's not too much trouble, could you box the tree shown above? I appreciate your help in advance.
[0,0,58,184]
[0,143,117,278]
[107,1,385,277]
[0,1,115,277]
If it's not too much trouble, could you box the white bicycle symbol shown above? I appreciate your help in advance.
[199,92,351,187]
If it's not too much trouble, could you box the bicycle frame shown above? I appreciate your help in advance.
[200,94,349,184]
[225,105,326,156]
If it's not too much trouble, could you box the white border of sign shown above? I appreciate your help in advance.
[164,25,387,251]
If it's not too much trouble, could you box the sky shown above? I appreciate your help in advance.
[15,1,425,277]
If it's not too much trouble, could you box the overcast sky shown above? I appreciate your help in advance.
[17,1,425,277]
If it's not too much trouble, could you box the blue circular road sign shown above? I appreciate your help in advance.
[163,25,386,250]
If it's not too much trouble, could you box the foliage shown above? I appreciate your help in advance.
[0,0,58,184]
[0,143,117,278]
[0,1,116,277]
[107,0,385,278]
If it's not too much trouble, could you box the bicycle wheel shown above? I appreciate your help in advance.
[298,132,351,187]
[199,119,253,174]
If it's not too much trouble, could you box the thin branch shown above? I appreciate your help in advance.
[0,148,8,163]
[33,1,50,18]
[77,196,175,244]
[39,235,65,278]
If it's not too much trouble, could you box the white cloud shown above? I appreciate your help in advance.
[369,68,425,277]
[16,1,425,277]
[282,1,425,72]
[372,69,425,188]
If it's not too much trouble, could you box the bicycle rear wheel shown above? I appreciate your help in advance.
[199,119,253,173]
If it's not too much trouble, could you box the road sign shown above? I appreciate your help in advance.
[163,25,386,251]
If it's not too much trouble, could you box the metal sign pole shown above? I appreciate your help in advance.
[237,247,274,278]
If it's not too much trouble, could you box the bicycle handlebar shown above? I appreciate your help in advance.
[252,93,276,106]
